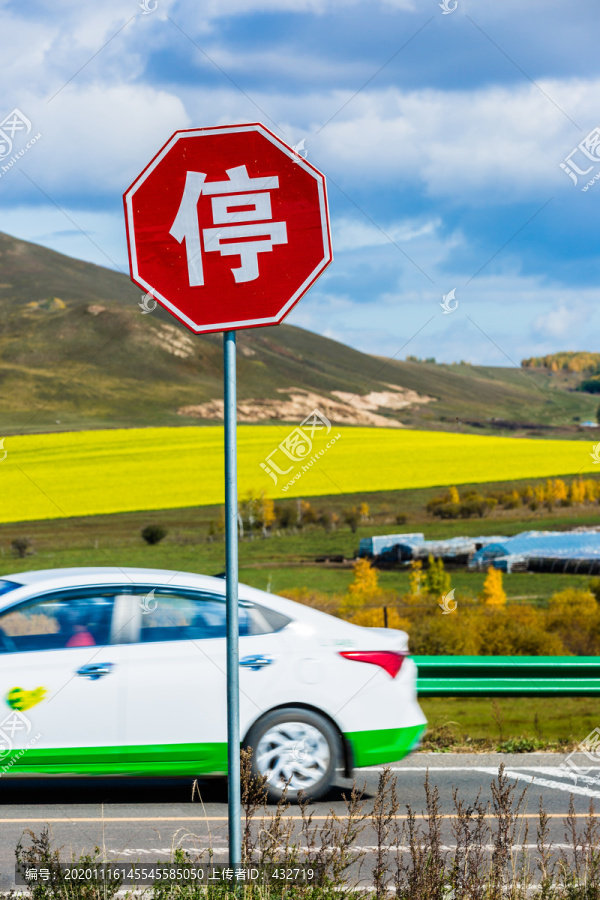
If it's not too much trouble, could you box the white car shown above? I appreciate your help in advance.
[0,568,426,800]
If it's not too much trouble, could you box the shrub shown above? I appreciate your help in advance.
[431,502,461,519]
[500,490,520,509]
[346,606,410,630]
[395,513,407,525]
[278,587,339,616]
[546,587,600,655]
[579,376,600,393]
[589,577,600,603]
[141,524,168,545]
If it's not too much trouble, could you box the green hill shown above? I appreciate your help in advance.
[0,231,597,436]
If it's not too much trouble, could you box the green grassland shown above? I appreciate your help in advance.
[2,424,600,524]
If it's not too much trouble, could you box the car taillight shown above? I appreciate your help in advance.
[339,650,405,678]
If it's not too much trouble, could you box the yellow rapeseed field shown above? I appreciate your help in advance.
[0,425,598,524]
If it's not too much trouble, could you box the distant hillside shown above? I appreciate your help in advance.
[522,352,600,373]
[0,231,598,437]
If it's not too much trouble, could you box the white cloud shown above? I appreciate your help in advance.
[289,265,600,365]
[332,216,441,251]
[533,301,591,340]
[307,80,595,199]
[4,84,190,197]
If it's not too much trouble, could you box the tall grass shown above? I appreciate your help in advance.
[12,762,600,898]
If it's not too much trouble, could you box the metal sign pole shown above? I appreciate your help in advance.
[224,329,241,868]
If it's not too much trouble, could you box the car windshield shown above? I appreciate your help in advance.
[0,581,20,598]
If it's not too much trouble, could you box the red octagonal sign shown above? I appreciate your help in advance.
[124,123,332,334]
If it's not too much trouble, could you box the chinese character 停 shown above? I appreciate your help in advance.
[170,165,288,286]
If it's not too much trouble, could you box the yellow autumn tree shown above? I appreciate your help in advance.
[409,559,423,596]
[341,558,382,617]
[480,566,507,608]
[570,478,586,505]
[258,494,276,534]
[449,486,460,504]
[553,478,568,504]
[348,558,380,600]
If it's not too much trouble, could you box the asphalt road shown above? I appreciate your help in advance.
[1,753,599,889]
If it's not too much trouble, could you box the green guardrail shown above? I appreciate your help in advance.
[412,656,600,696]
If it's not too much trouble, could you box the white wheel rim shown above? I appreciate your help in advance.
[255,721,331,792]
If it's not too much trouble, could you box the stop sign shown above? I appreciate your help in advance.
[123,123,332,334]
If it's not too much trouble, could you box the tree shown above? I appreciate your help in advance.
[141,524,168,545]
[342,558,382,617]
[408,559,423,596]
[11,537,32,558]
[449,486,460,504]
[297,499,317,526]
[570,478,586,505]
[276,504,295,529]
[343,506,361,533]
[240,489,277,537]
[348,558,380,600]
[256,493,276,536]
[553,478,568,504]
[318,509,338,532]
[423,555,451,597]
[480,567,507,608]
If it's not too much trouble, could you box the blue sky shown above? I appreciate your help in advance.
[0,0,599,364]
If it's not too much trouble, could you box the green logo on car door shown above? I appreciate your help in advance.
[6,686,47,711]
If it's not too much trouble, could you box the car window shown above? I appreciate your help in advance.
[0,593,114,653]
[136,590,290,644]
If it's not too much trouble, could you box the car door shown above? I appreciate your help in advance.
[0,588,133,773]
[120,587,290,775]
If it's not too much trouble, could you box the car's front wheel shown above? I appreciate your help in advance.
[245,708,339,803]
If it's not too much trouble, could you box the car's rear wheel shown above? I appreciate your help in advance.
[245,708,339,802]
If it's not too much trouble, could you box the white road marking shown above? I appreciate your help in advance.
[475,767,600,800]
[108,844,578,855]
[363,765,600,798]
[516,766,600,787]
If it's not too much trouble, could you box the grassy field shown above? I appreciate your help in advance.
[1,478,597,601]
[1,424,599,524]
[421,697,598,750]
[1,483,598,747]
